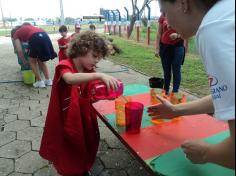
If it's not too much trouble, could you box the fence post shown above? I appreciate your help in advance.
[104,12,107,33]
[116,9,122,37]
[146,4,151,45]
[135,6,140,42]
[124,7,130,39]
[108,11,111,34]
[111,11,117,35]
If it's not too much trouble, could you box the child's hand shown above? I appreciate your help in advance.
[98,73,119,91]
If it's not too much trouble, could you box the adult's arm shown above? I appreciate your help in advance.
[14,39,27,64]
[148,95,214,119]
[175,95,214,116]
[182,120,235,169]
[206,120,235,169]
[184,39,189,53]
[155,23,163,57]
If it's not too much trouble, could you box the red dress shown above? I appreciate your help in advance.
[57,37,70,61]
[40,59,100,176]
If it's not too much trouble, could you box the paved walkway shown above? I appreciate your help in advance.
[0,35,152,176]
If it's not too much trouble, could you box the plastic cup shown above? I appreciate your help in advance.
[115,96,132,126]
[125,102,144,134]
[150,89,160,105]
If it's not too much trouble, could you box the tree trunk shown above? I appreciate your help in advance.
[128,15,136,38]
[127,0,154,38]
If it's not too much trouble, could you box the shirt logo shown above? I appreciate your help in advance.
[209,75,228,100]
[209,75,219,87]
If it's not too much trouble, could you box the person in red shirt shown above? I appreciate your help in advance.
[13,23,57,88]
[155,13,187,95]
[40,31,120,176]
[58,25,71,62]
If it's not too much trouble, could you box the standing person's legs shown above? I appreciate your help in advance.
[29,57,41,81]
[38,60,50,80]
[172,46,185,93]
[160,44,172,94]
[29,32,56,86]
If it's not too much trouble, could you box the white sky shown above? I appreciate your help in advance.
[0,0,160,20]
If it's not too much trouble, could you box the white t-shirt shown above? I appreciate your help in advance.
[196,0,235,121]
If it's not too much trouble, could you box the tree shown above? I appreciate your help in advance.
[24,18,34,21]
[128,0,155,38]
[4,17,17,22]
[65,17,75,25]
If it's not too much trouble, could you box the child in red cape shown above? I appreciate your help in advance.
[58,25,71,62]
[40,31,120,176]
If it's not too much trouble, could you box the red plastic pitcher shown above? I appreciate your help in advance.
[90,80,124,101]
[125,102,144,134]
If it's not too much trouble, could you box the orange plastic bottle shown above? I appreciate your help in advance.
[150,89,160,105]
[150,89,164,125]
[115,96,132,126]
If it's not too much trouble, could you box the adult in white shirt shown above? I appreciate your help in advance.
[149,0,235,169]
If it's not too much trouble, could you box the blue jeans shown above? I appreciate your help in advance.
[160,43,185,93]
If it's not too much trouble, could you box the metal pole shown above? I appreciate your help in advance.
[135,6,140,42]
[112,11,116,35]
[124,7,129,39]
[146,4,151,45]
[0,0,6,27]
[116,9,121,37]
[108,11,111,34]
[59,0,65,25]
[104,12,107,33]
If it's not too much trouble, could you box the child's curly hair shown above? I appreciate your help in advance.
[67,31,109,59]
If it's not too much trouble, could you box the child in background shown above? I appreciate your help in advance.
[89,24,96,32]
[40,31,120,176]
[71,20,82,39]
[58,25,70,62]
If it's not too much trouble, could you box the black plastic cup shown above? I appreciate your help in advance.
[149,77,164,89]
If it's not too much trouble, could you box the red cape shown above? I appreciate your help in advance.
[57,37,70,62]
[40,59,100,175]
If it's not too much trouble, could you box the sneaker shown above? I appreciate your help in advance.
[33,80,46,88]
[44,79,53,86]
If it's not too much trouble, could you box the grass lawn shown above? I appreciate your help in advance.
[109,36,209,97]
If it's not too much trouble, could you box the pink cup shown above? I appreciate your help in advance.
[125,102,144,134]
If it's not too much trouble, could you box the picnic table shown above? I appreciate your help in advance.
[93,84,235,176]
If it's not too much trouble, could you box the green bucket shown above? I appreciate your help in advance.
[22,70,35,85]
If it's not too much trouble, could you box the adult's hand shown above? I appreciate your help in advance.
[181,140,210,164]
[169,33,179,40]
[155,48,160,58]
[22,58,29,66]
[155,50,160,57]
[148,94,178,119]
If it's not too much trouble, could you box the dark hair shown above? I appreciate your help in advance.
[89,24,96,30]
[59,25,68,33]
[161,0,219,10]
[22,22,32,26]
[11,26,22,38]
[67,31,109,59]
